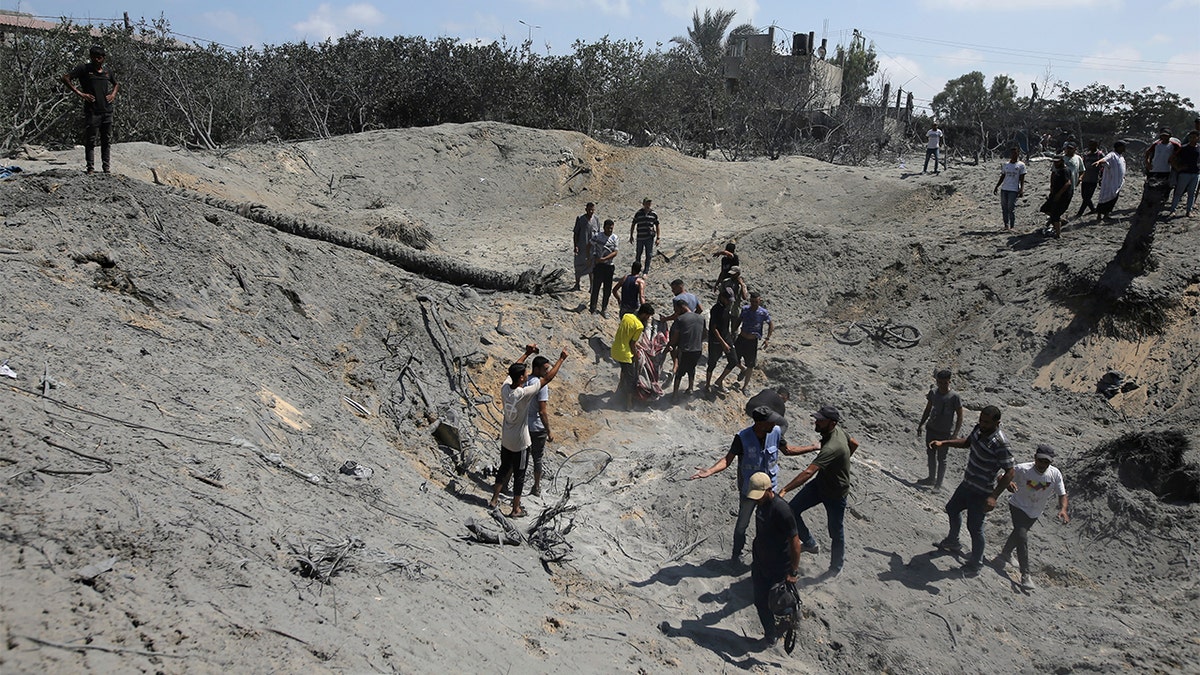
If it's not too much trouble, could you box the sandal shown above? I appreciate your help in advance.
[509,508,527,518]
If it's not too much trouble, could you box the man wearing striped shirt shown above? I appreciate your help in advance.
[629,198,660,275]
[930,405,1015,574]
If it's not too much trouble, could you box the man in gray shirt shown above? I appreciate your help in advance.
[668,298,705,401]
[916,369,964,490]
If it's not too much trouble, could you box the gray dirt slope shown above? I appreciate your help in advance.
[2,121,1198,674]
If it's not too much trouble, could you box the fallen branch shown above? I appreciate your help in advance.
[927,609,957,648]
[37,437,113,476]
[18,634,186,659]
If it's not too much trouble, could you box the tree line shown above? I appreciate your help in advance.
[2,14,1193,164]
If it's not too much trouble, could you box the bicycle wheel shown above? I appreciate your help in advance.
[830,322,866,345]
[783,614,796,654]
[883,324,922,348]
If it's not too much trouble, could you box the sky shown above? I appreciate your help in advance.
[9,0,1199,116]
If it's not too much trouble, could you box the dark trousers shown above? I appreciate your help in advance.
[590,264,614,313]
[925,429,951,486]
[924,147,940,172]
[945,482,989,565]
[751,558,787,638]
[732,496,756,558]
[789,482,847,570]
[495,446,527,496]
[520,431,547,492]
[84,122,112,171]
[999,504,1039,574]
[1076,181,1098,216]
[635,238,654,274]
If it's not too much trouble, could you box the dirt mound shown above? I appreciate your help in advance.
[3,123,1199,673]
[1076,430,1199,504]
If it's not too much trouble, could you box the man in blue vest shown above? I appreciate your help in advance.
[690,406,813,565]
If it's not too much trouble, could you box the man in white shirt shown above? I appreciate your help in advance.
[994,444,1069,591]
[1094,141,1127,222]
[491,344,569,518]
[993,147,1027,230]
[924,122,944,174]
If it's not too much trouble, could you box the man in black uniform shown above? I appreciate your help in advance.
[748,471,802,644]
[62,45,119,174]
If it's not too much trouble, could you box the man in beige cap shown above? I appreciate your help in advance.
[747,471,802,645]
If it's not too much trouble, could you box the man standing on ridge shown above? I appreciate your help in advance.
[589,219,619,315]
[924,121,944,174]
[994,147,1026,231]
[1094,141,1127,222]
[62,45,119,175]
[630,198,660,275]
[572,202,600,291]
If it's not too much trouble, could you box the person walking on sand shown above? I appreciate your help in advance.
[62,45,119,175]
[705,287,739,394]
[572,202,601,291]
[993,444,1069,591]
[1061,143,1084,215]
[611,303,654,410]
[1040,156,1073,239]
[732,291,772,389]
[778,405,859,576]
[931,405,1015,575]
[1094,141,1127,222]
[713,241,740,283]
[521,356,556,498]
[690,408,809,565]
[1169,130,1199,218]
[718,266,749,306]
[916,369,963,490]
[630,198,660,275]
[589,219,618,315]
[748,472,803,645]
[1075,140,1105,218]
[667,298,705,401]
[491,345,568,518]
[612,260,646,318]
[994,147,1026,230]
[924,121,944,174]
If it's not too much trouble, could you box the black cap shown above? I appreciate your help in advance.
[750,406,774,422]
[811,405,840,422]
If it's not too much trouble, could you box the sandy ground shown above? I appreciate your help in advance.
[2,122,1199,674]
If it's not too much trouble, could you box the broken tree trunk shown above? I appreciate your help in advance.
[162,186,565,294]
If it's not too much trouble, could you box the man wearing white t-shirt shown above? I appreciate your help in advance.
[994,444,1069,591]
[924,122,944,174]
[993,147,1027,230]
[490,344,569,518]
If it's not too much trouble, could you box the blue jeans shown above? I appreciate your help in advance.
[945,482,988,566]
[635,238,654,274]
[1000,189,1019,228]
[789,481,847,570]
[732,496,757,558]
[924,147,940,172]
[1171,172,1198,214]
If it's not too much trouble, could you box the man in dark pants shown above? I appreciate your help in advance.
[690,407,810,565]
[916,369,963,490]
[931,405,1015,574]
[747,471,802,644]
[1075,140,1104,218]
[779,405,857,576]
[629,198,660,275]
[62,45,119,174]
[522,356,554,497]
[589,219,618,315]
[745,386,790,434]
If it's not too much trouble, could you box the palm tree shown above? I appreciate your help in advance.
[671,8,738,68]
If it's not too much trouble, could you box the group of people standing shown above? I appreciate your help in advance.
[571,199,776,410]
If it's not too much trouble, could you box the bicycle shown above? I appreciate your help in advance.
[830,317,921,348]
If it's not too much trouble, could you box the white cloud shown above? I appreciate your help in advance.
[940,48,985,67]
[659,1,760,24]
[1147,33,1171,45]
[292,3,386,40]
[1163,0,1200,9]
[200,10,261,46]
[919,0,1116,8]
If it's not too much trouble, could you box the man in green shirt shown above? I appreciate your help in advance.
[779,405,858,576]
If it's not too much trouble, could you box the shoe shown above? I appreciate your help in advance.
[915,477,934,486]
[935,538,963,553]
[803,542,821,555]
[961,561,983,575]
[992,553,1011,569]
[827,565,843,577]
[1020,574,1036,590]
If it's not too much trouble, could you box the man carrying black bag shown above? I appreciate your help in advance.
[747,471,803,646]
